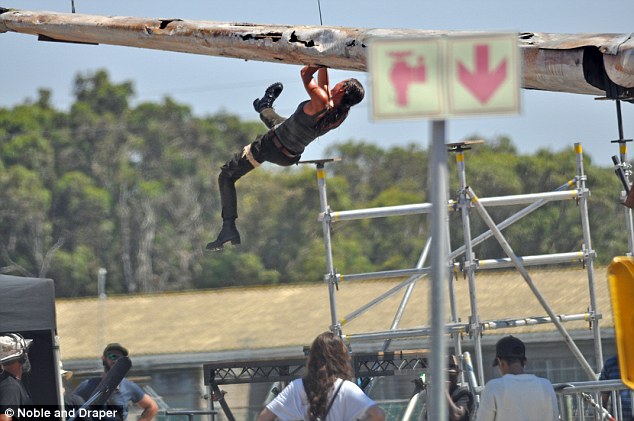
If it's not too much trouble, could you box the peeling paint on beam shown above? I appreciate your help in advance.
[0,8,633,99]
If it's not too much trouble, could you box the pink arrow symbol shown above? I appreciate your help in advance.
[457,44,507,104]
[389,51,426,106]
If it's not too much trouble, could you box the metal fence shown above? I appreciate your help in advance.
[393,379,631,421]
[555,379,631,421]
[155,379,632,421]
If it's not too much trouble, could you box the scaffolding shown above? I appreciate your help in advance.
[199,139,634,421]
[610,99,634,256]
[308,141,604,387]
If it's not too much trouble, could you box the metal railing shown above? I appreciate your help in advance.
[162,409,218,421]
[554,380,631,421]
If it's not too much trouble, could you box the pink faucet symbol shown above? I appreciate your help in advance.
[389,51,426,106]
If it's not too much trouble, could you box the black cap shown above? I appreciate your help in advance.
[103,343,129,357]
[492,335,525,366]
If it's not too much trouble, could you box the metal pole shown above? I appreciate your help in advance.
[325,190,575,222]
[382,237,432,351]
[345,312,592,343]
[338,267,430,283]
[53,335,66,413]
[574,143,603,373]
[615,100,634,256]
[446,220,463,364]
[97,267,107,367]
[429,120,449,421]
[345,323,468,342]
[474,251,587,269]
[467,186,597,380]
[315,162,341,335]
[463,351,480,406]
[456,148,485,386]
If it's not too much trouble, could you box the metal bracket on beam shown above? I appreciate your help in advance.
[37,34,98,45]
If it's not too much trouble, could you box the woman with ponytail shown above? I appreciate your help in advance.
[207,66,364,251]
[257,332,385,421]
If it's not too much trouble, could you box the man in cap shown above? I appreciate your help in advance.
[476,335,559,421]
[0,333,33,421]
[74,343,158,421]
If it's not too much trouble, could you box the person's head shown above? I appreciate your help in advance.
[306,331,353,381]
[331,78,365,108]
[317,78,365,132]
[0,333,33,376]
[101,343,128,372]
[492,335,526,373]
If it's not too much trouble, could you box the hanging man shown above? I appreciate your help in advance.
[207,65,364,251]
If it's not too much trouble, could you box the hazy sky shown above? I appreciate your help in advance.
[1,0,633,168]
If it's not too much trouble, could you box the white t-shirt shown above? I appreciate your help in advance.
[266,378,376,421]
[476,373,559,421]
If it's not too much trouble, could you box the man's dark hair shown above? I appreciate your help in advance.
[340,78,365,107]
[499,355,526,367]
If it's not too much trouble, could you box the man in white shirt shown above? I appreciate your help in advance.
[476,335,559,421]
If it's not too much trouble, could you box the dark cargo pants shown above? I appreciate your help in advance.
[218,108,300,220]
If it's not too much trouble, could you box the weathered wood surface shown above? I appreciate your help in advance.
[1,8,632,99]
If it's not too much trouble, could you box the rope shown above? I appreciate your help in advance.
[317,0,323,25]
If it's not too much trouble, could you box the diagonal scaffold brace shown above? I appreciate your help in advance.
[465,185,598,380]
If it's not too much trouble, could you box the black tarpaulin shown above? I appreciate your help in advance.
[0,274,56,332]
[0,274,59,405]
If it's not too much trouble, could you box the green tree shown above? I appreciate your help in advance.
[52,171,112,250]
[73,70,133,116]
[0,165,54,277]
[0,69,627,297]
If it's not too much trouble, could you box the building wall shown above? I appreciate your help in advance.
[68,333,616,419]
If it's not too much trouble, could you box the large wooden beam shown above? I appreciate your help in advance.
[1,8,632,99]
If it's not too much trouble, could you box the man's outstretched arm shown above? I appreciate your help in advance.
[136,394,159,421]
[300,65,330,114]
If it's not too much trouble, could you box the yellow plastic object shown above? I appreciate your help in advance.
[607,256,634,389]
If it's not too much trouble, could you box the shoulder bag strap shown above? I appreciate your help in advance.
[323,379,345,420]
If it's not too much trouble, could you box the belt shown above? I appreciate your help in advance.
[271,133,299,159]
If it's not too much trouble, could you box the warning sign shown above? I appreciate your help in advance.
[369,38,445,119]
[447,34,520,115]
[369,33,520,120]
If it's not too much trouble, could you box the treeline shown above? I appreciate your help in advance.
[0,70,627,297]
